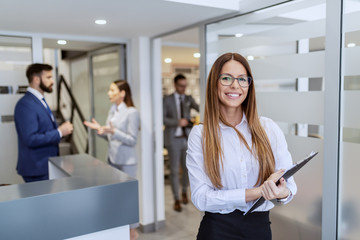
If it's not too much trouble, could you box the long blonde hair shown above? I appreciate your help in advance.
[203,53,275,189]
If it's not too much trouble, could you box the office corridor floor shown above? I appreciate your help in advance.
[138,183,202,240]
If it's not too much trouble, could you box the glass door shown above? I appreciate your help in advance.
[89,45,126,161]
[339,1,360,239]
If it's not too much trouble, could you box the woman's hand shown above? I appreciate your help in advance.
[261,169,290,201]
[84,118,101,130]
[97,122,115,135]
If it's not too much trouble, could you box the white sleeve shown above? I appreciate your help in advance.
[111,110,139,146]
[265,118,297,204]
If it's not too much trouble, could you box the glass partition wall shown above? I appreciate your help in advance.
[89,45,126,161]
[0,36,32,184]
[206,1,326,239]
[339,1,360,239]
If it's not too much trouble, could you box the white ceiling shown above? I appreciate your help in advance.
[0,0,236,42]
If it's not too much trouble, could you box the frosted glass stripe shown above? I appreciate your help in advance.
[343,47,360,76]
[0,70,28,85]
[343,10,360,33]
[0,95,22,114]
[232,43,297,60]
[208,19,325,55]
[0,51,31,62]
[342,91,360,128]
[257,92,324,125]
[286,135,323,162]
[251,51,325,79]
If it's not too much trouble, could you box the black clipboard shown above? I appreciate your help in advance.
[244,151,318,216]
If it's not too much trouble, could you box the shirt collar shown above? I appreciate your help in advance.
[174,92,184,99]
[116,102,126,111]
[27,87,44,101]
[110,102,126,112]
[219,112,248,129]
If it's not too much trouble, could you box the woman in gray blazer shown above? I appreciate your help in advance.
[84,79,140,240]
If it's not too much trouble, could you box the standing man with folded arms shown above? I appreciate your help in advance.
[163,74,199,212]
[14,63,73,183]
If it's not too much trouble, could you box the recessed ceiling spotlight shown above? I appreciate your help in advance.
[57,40,67,45]
[193,53,201,58]
[95,19,107,25]
[164,58,172,63]
[347,43,356,48]
[247,56,254,61]
[235,33,243,38]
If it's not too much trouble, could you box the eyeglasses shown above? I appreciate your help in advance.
[176,83,187,88]
[219,74,252,88]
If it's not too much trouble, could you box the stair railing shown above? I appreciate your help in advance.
[57,75,89,153]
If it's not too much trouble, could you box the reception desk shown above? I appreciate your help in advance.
[0,154,139,240]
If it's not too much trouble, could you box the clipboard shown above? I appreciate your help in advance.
[244,151,318,216]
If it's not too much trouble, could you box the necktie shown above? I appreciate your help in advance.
[179,96,186,137]
[179,96,184,118]
[42,98,55,122]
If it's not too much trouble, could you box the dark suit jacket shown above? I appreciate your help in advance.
[14,92,60,177]
[163,93,199,148]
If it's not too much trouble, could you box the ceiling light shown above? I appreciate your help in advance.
[193,53,201,58]
[347,43,356,48]
[247,56,254,61]
[235,33,243,38]
[57,40,67,45]
[164,58,172,63]
[95,19,107,25]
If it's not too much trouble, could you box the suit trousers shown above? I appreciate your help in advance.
[197,210,271,240]
[167,137,188,200]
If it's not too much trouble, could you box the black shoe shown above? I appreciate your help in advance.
[174,200,182,212]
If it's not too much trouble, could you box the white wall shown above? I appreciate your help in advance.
[130,36,165,230]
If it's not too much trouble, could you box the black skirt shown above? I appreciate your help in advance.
[197,210,271,240]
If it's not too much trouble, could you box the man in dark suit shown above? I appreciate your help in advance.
[163,74,199,212]
[14,63,73,183]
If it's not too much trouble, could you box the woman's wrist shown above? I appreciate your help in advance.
[258,186,263,198]
[277,188,291,202]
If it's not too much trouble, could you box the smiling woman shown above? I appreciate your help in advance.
[186,52,296,240]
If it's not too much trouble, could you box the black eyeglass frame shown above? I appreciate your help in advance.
[218,73,252,88]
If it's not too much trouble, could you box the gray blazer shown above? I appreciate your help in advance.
[102,103,140,165]
[163,93,199,148]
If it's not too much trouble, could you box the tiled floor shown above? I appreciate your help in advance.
[138,184,203,240]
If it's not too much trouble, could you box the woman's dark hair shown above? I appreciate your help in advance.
[26,63,53,83]
[174,74,186,84]
[113,80,135,107]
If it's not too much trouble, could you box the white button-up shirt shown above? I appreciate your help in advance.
[186,114,297,214]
